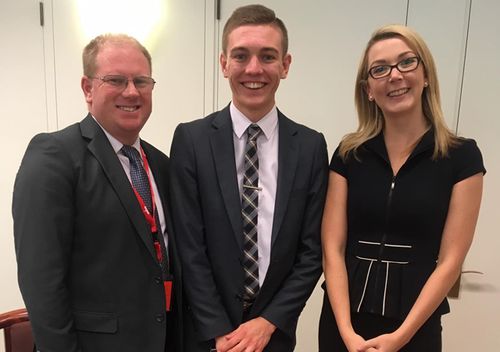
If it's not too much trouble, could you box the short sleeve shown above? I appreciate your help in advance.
[329,145,348,177]
[452,138,486,184]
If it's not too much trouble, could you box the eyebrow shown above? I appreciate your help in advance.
[230,46,280,54]
[369,51,416,66]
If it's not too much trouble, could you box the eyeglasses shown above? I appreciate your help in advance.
[368,56,421,79]
[91,75,156,91]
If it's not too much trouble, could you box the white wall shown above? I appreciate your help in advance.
[1,0,48,316]
[441,0,500,349]
[1,0,498,351]
[0,1,49,350]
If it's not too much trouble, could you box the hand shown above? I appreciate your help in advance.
[342,330,367,352]
[362,332,405,352]
[215,317,276,352]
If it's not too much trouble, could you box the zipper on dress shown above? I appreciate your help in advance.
[370,174,396,315]
[377,175,396,260]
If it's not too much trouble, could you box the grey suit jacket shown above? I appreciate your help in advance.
[169,106,328,351]
[13,115,183,352]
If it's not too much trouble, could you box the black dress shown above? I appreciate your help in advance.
[319,130,485,351]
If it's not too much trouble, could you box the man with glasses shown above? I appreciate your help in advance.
[13,34,182,351]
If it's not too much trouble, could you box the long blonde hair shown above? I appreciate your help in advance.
[340,24,458,160]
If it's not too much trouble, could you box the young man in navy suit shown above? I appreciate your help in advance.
[170,5,328,352]
[13,34,182,351]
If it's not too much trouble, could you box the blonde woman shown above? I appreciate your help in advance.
[319,24,485,352]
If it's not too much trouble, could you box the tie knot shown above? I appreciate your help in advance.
[247,124,261,142]
[121,145,141,164]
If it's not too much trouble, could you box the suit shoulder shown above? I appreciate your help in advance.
[177,110,220,129]
[279,113,324,138]
[281,117,326,150]
[17,124,81,190]
[141,140,169,161]
[173,110,227,144]
[25,121,83,157]
[29,121,80,143]
[297,122,324,139]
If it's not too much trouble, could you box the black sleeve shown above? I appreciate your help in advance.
[12,133,81,352]
[452,138,486,184]
[329,144,348,177]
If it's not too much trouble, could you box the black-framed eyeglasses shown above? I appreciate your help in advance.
[91,75,156,91]
[368,56,421,79]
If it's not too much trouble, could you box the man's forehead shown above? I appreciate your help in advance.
[229,23,282,35]
[227,26,282,47]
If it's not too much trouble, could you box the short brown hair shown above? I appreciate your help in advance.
[82,33,152,77]
[222,4,288,55]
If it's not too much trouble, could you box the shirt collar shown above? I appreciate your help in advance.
[230,102,278,140]
[91,115,141,154]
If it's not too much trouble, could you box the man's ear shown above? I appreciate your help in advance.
[81,76,93,103]
[281,53,292,79]
[220,52,229,78]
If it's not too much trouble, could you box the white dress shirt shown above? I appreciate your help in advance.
[230,103,278,286]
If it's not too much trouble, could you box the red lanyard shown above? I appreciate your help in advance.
[128,147,172,311]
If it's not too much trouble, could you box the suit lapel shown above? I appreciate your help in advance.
[209,107,244,247]
[142,143,176,262]
[142,142,169,223]
[80,115,157,260]
[271,112,299,246]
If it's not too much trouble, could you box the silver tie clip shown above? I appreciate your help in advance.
[243,184,262,191]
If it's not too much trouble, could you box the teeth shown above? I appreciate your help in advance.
[118,106,138,112]
[244,82,265,89]
[388,88,409,97]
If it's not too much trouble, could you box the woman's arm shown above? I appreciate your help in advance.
[322,171,366,351]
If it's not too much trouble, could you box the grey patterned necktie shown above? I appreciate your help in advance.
[241,124,262,303]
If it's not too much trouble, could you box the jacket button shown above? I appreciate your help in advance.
[155,313,164,323]
[155,276,162,284]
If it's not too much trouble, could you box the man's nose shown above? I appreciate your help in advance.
[245,56,264,74]
[122,79,140,96]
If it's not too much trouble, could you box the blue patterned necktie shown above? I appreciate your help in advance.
[121,145,153,213]
[241,124,262,303]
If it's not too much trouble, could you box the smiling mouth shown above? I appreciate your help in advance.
[243,82,265,89]
[117,105,140,112]
[388,88,409,97]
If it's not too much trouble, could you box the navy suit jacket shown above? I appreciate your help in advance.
[169,106,328,351]
[13,115,183,352]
